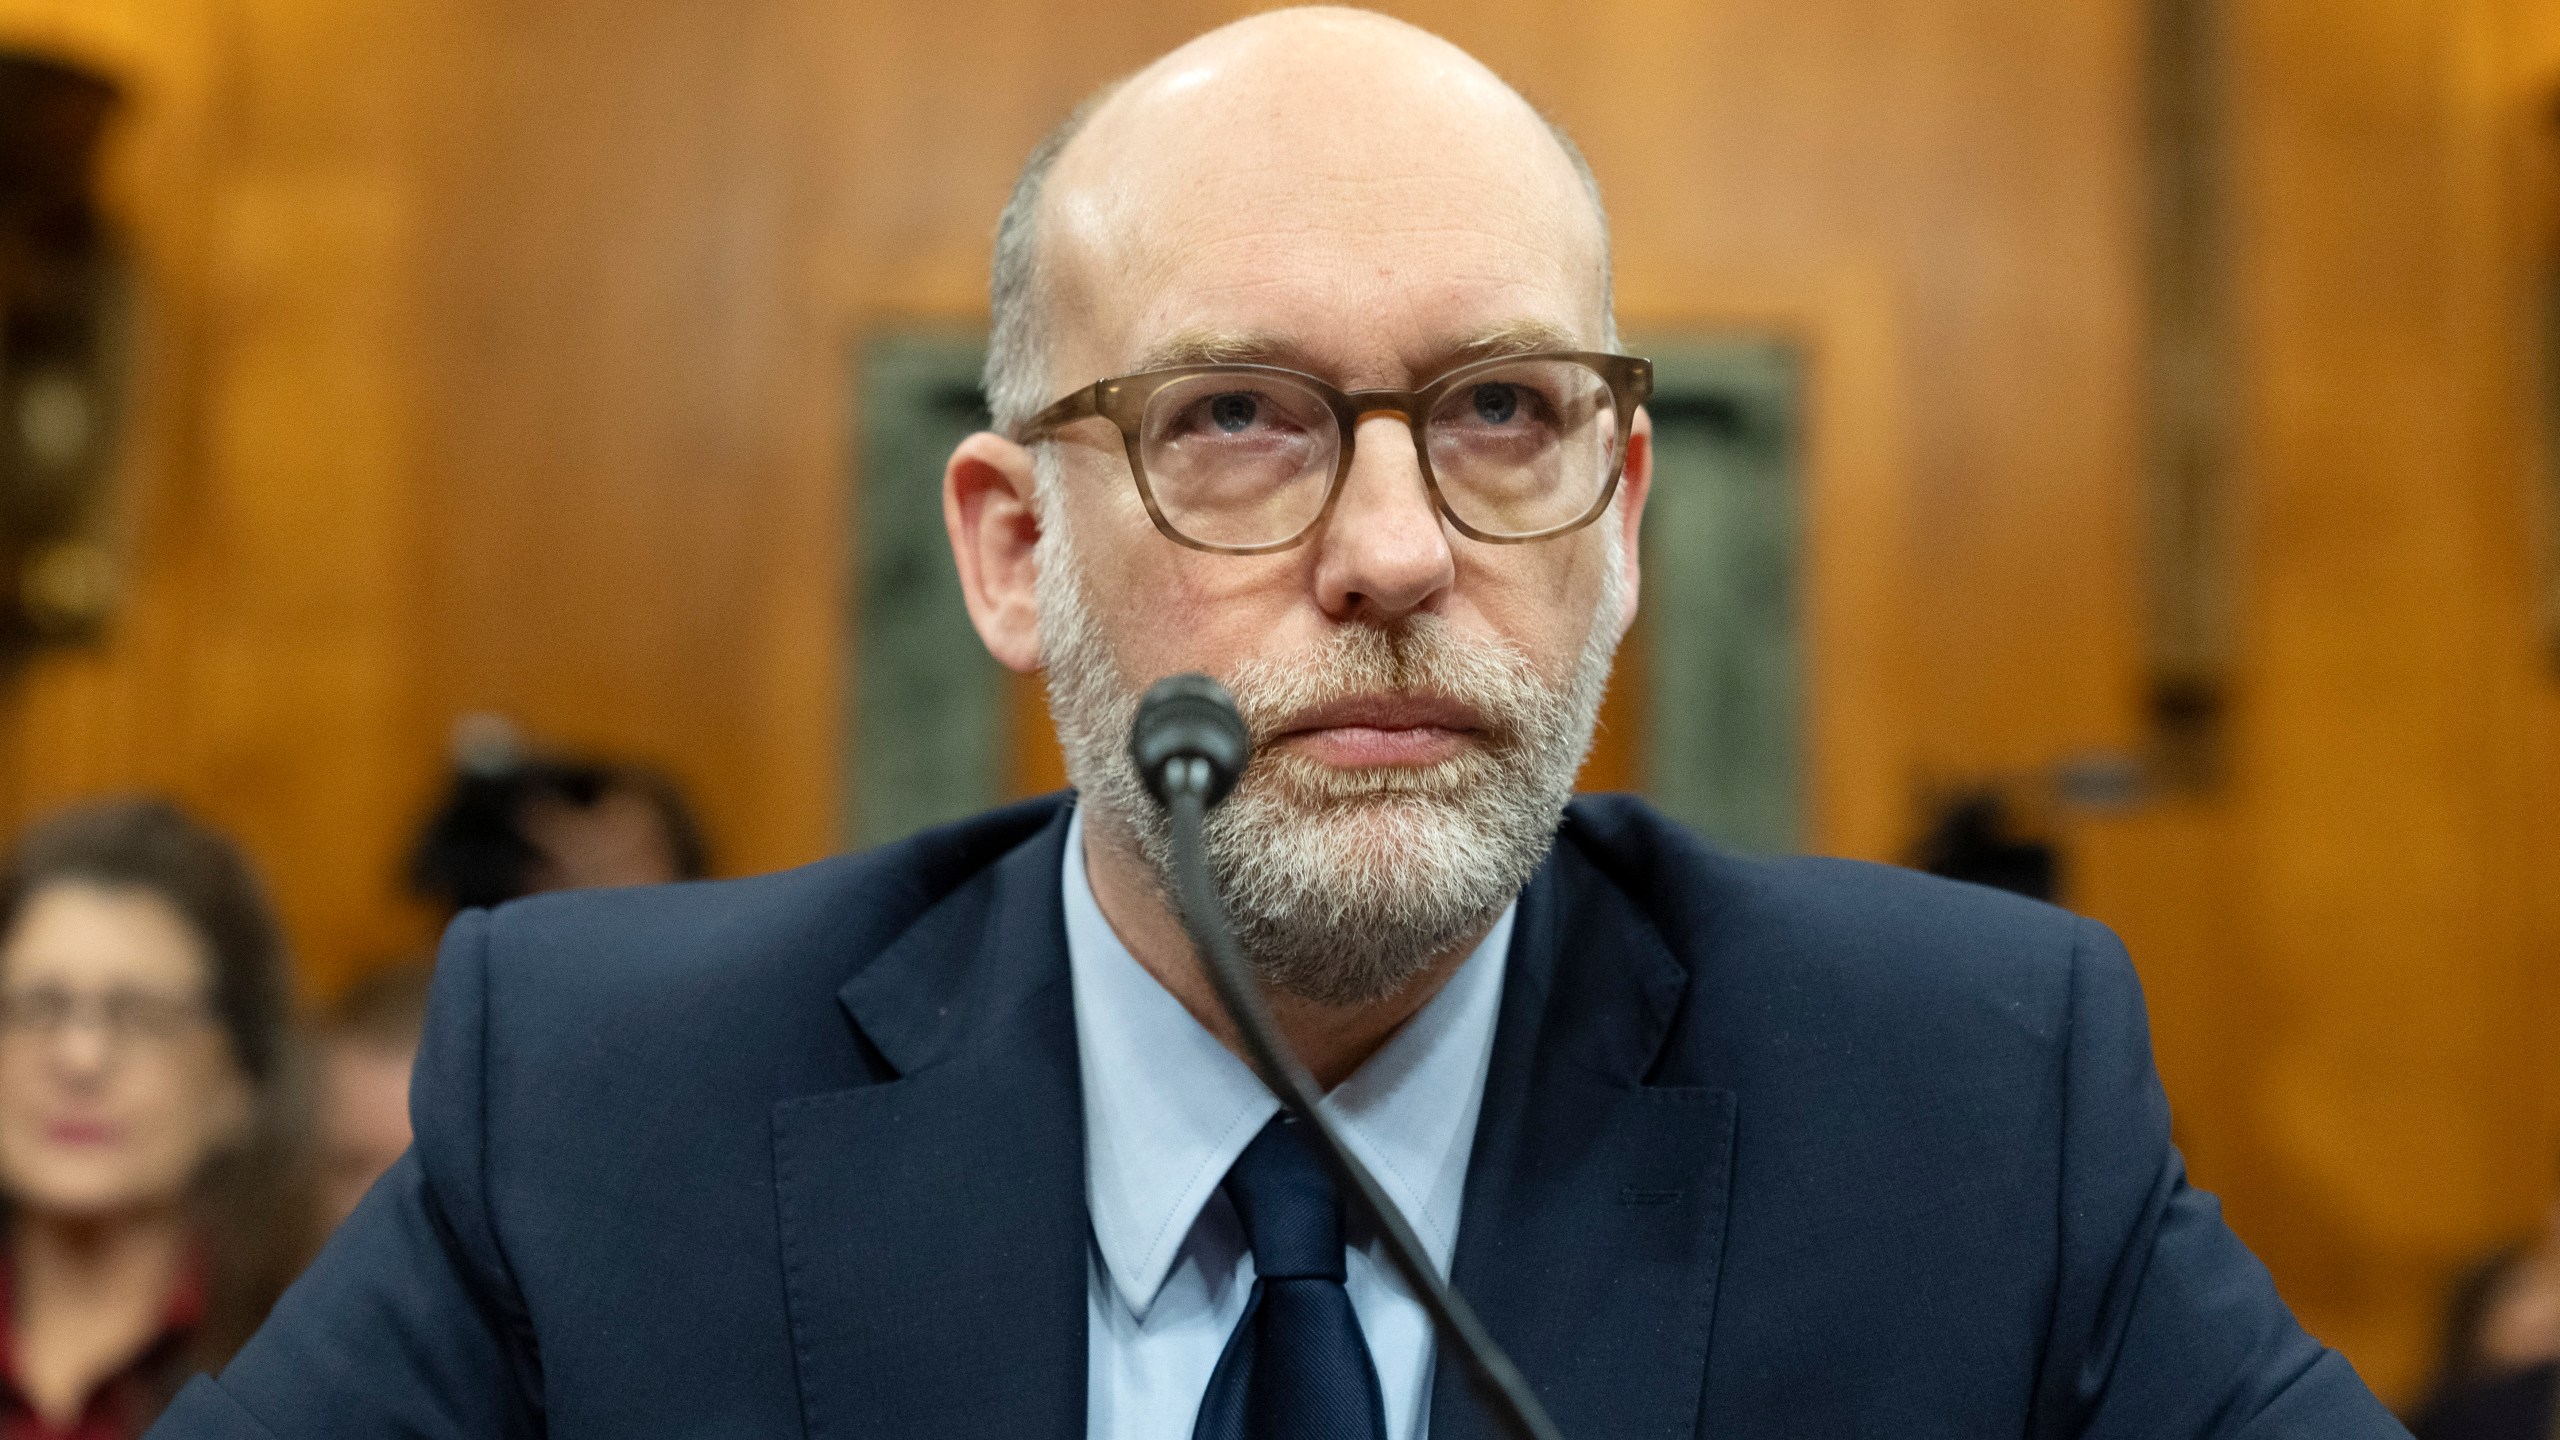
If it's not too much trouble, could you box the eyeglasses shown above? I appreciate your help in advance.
[1019,351,1653,554]
[0,985,214,1051]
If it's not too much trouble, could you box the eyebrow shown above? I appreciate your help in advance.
[1129,317,1586,382]
[1133,329,1299,372]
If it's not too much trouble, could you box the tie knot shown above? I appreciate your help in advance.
[1223,1114,1345,1281]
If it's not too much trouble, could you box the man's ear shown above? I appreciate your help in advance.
[1610,406,1652,643]
[944,431,1046,673]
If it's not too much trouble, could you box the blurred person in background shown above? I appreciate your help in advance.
[316,721,707,1233]
[0,800,304,1438]
[315,724,706,1236]
[2411,1198,2560,1440]
[405,715,710,915]
[308,960,431,1236]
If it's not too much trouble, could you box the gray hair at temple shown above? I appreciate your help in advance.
[979,72,1619,440]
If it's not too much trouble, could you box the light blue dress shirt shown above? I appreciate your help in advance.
[1062,806,1513,1440]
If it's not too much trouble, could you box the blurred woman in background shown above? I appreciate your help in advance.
[0,800,305,1438]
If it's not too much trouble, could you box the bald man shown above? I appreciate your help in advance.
[152,10,2405,1439]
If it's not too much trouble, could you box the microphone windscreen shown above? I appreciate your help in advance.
[1129,673,1250,809]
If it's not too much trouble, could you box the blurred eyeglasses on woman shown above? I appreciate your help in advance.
[1019,351,1654,554]
[0,985,213,1049]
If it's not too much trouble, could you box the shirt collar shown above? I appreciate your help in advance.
[1063,804,1512,1321]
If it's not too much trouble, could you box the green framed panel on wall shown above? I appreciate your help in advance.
[846,332,1008,849]
[1635,338,1802,854]
[847,332,1803,854]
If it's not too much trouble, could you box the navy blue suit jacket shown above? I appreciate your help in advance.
[151,794,2405,1438]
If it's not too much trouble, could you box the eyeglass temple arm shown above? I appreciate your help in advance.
[1016,385,1101,443]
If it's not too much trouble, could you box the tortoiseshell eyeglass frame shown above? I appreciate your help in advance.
[1014,350,1654,555]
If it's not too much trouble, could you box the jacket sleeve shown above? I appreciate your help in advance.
[2031,918,2408,1439]
[147,908,544,1439]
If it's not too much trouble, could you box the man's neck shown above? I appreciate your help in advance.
[1078,814,1485,1090]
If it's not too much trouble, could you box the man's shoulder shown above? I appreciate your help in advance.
[1558,793,2101,1052]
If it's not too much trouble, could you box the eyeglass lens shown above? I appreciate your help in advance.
[1136,357,1623,549]
[0,986,210,1047]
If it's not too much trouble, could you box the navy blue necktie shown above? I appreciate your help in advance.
[1192,1113,1390,1440]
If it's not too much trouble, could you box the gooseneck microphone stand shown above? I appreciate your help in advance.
[1129,672,1566,1440]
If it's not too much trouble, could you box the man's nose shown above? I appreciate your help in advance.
[1309,412,1456,622]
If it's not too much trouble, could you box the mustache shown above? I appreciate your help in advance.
[1220,615,1546,755]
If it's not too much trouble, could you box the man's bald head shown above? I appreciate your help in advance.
[982,7,1613,434]
[945,8,1648,1016]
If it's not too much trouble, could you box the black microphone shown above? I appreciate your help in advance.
[1128,673,1565,1440]
[1130,672,1250,810]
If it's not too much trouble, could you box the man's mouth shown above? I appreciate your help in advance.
[1263,694,1487,768]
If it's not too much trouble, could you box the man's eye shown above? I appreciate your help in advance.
[1471,384,1521,425]
[1208,393,1260,433]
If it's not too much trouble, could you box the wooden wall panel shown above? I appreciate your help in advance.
[0,0,446,983]
[2237,0,2556,1390]
[0,0,2549,1406]
[2070,0,2560,1398]
[401,0,843,895]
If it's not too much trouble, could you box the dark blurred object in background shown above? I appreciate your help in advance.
[0,798,307,1436]
[406,715,710,915]
[310,957,430,1236]
[0,52,129,654]
[1910,790,2061,903]
[2410,1197,2560,1440]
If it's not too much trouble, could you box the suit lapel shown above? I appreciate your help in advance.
[765,801,1737,1439]
[1431,833,1739,1440]
[772,810,1087,1440]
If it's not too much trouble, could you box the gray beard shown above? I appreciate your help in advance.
[1035,496,1624,1007]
